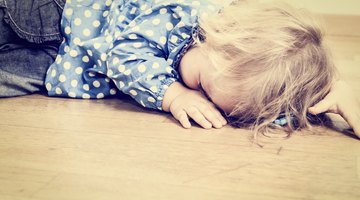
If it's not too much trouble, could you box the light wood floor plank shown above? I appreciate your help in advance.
[0,29,359,200]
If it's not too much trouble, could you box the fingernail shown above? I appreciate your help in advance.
[214,121,223,128]
[205,123,212,129]
[308,107,315,114]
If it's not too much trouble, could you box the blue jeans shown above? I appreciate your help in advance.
[0,0,65,97]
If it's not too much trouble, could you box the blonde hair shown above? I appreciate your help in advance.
[197,0,336,139]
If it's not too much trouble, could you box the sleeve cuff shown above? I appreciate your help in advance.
[154,78,178,110]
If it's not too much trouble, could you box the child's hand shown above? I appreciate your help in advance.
[162,82,227,129]
[308,80,360,138]
[169,89,227,129]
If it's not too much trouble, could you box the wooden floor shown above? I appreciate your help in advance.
[1,37,360,200]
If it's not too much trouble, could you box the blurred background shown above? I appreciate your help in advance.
[220,0,360,37]
[286,0,360,15]
[286,0,360,37]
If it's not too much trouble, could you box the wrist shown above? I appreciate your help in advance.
[162,81,188,112]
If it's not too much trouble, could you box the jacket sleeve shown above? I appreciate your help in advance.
[107,32,179,110]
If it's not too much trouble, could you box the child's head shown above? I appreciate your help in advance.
[196,0,336,136]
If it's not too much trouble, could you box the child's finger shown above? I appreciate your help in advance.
[308,98,334,115]
[341,110,360,138]
[173,110,191,129]
[350,115,360,138]
[210,105,227,125]
[199,105,223,128]
[185,107,212,129]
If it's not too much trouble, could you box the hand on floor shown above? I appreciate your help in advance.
[309,80,360,138]
[169,89,227,129]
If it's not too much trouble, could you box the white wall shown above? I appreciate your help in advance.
[218,0,360,16]
[285,0,360,16]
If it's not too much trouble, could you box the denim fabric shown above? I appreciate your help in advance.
[0,0,65,97]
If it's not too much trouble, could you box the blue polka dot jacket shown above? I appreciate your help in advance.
[45,0,219,110]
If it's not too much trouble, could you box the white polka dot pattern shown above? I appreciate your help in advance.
[45,0,220,110]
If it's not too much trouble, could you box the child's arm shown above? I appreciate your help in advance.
[308,80,360,138]
[162,82,227,129]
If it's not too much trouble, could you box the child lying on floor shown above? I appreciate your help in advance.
[3,0,360,138]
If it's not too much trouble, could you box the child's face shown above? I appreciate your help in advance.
[198,66,236,114]
[179,47,237,114]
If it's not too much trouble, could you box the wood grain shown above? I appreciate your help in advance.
[0,32,360,200]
